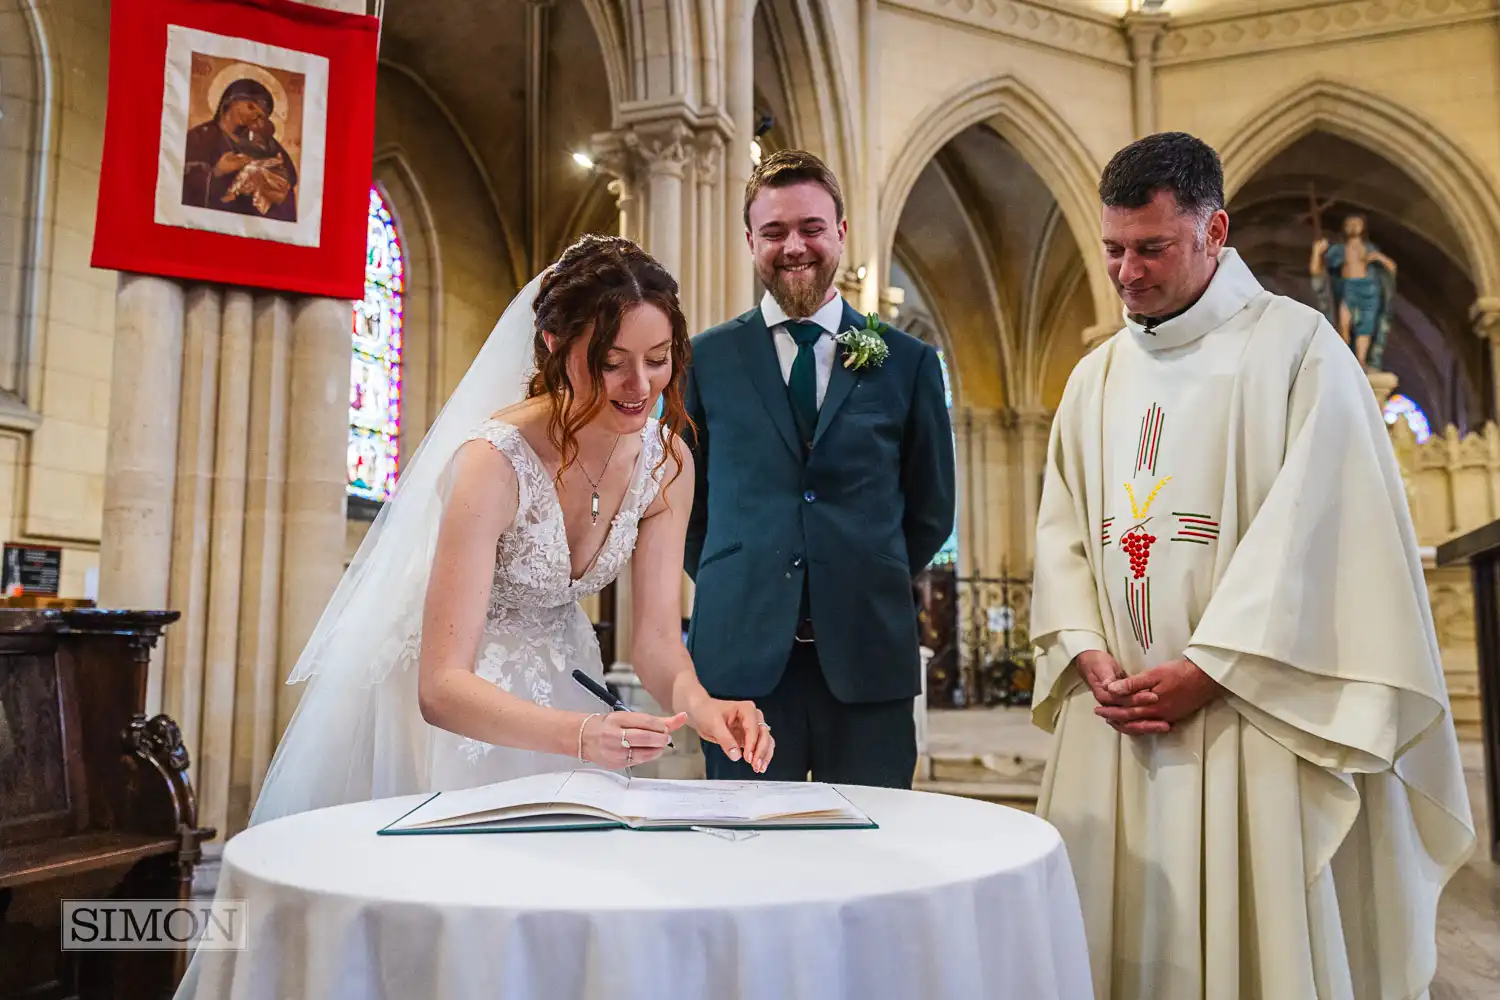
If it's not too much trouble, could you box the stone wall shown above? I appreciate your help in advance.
[1394,418,1500,739]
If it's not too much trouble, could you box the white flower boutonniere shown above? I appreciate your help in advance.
[835,312,890,371]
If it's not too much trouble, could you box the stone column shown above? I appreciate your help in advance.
[199,290,252,837]
[278,297,352,740]
[1472,298,1500,420]
[695,133,724,333]
[100,274,185,715]
[164,287,222,762]
[228,294,292,835]
[856,0,881,313]
[629,122,692,280]
[592,130,643,244]
[1123,12,1169,139]
[1013,408,1053,568]
[723,0,756,315]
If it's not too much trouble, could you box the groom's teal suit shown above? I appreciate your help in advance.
[683,296,955,787]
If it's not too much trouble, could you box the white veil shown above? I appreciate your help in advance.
[248,274,544,826]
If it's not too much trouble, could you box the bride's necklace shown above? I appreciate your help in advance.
[578,433,623,524]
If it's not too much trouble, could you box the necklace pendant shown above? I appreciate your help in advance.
[590,491,600,525]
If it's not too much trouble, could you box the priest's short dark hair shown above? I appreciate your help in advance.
[1099,132,1224,219]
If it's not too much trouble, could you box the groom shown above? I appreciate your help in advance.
[683,149,955,788]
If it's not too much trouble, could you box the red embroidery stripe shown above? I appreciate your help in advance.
[1136,412,1148,472]
[1179,518,1218,528]
[1178,530,1218,540]
[1144,579,1153,649]
[1148,406,1164,475]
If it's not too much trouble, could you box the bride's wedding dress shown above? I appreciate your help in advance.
[246,273,663,826]
[424,416,665,790]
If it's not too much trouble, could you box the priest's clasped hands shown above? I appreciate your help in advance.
[1076,650,1224,736]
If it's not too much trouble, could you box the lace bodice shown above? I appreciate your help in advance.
[432,417,664,759]
[470,416,666,615]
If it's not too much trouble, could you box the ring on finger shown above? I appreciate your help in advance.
[621,735,631,748]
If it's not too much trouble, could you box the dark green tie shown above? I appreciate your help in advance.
[786,321,823,447]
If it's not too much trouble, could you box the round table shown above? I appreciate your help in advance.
[176,785,1093,1000]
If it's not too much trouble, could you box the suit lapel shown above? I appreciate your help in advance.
[734,309,802,459]
[812,301,863,447]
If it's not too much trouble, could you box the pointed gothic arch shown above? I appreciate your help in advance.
[0,0,54,404]
[1219,79,1500,302]
[755,0,856,185]
[880,75,1115,332]
[371,150,443,462]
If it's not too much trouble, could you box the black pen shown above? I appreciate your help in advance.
[571,669,674,748]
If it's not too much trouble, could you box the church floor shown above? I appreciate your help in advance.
[1431,740,1499,999]
[924,708,1500,998]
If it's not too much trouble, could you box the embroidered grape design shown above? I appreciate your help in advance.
[1120,526,1156,579]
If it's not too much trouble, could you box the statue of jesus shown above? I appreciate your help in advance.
[1310,214,1397,370]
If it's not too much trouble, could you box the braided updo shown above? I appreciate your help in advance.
[529,234,692,488]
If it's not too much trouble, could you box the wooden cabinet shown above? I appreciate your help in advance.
[0,609,213,999]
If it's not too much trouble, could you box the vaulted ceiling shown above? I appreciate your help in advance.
[377,0,618,276]
[889,125,1092,413]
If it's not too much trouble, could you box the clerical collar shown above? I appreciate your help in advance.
[760,290,843,336]
[1123,247,1263,352]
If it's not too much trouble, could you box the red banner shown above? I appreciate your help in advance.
[91,0,379,299]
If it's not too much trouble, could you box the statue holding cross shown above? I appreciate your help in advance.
[1306,184,1398,370]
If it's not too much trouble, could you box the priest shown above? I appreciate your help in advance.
[1031,131,1474,1000]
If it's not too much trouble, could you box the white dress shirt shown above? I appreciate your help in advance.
[760,291,844,408]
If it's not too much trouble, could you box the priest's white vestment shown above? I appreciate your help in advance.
[1030,248,1474,1000]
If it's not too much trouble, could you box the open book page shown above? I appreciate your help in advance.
[613,777,856,823]
[388,769,632,830]
[383,770,872,832]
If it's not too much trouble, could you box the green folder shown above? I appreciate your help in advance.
[376,770,878,835]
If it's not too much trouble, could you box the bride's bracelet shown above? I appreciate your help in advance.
[577,713,601,763]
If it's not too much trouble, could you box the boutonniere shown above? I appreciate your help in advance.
[835,312,890,371]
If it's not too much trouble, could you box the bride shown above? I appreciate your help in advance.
[248,234,774,825]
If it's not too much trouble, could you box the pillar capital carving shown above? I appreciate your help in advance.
[695,131,724,180]
[625,121,693,180]
[1470,297,1500,341]
[1122,11,1170,60]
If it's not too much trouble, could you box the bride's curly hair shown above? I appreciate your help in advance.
[528,234,693,490]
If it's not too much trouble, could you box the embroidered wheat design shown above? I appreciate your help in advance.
[1125,476,1171,520]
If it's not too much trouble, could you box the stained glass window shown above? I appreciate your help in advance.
[931,348,958,568]
[348,187,404,502]
[1383,393,1432,443]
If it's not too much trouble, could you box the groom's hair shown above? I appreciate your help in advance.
[743,149,845,228]
[1099,132,1224,224]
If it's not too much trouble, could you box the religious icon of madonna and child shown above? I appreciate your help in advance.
[180,58,304,223]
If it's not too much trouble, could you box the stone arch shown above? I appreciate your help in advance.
[0,0,53,403]
[892,246,963,411]
[755,0,856,185]
[608,0,715,109]
[1219,78,1500,302]
[371,150,443,456]
[880,75,1115,331]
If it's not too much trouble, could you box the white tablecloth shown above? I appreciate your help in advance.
[177,785,1093,1000]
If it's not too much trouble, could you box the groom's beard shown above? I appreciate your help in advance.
[761,254,839,319]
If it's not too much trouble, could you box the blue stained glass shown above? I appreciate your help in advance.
[348,187,404,501]
[1383,393,1432,444]
[931,347,958,568]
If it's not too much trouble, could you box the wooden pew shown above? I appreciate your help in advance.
[0,608,214,999]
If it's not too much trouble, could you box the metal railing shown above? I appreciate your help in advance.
[919,568,1034,709]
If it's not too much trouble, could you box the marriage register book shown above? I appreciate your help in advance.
[378,770,876,834]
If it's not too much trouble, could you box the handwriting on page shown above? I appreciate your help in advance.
[617,779,846,821]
